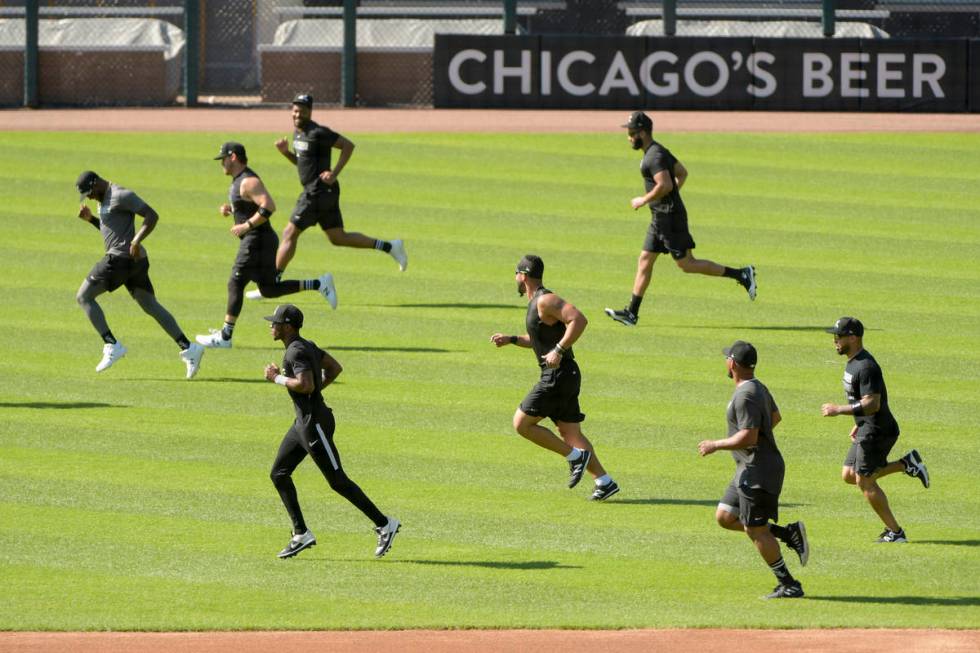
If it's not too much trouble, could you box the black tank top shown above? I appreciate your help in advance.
[526,287,574,368]
[230,167,272,237]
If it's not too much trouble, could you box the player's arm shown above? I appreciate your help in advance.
[631,168,674,210]
[674,160,688,190]
[129,203,159,256]
[265,363,314,394]
[321,135,355,185]
[275,137,298,166]
[232,177,276,236]
[321,351,343,387]
[490,333,531,348]
[821,393,880,417]
[539,295,587,368]
[698,427,759,456]
[77,204,100,230]
[771,409,782,428]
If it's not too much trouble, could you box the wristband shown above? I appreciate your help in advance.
[257,206,273,218]
[274,374,289,386]
[509,335,518,345]
[553,343,565,355]
[89,217,100,229]
[850,401,864,416]
[245,220,254,230]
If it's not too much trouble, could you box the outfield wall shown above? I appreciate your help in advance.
[434,35,980,112]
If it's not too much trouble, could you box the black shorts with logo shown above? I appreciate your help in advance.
[291,186,343,231]
[87,254,154,294]
[643,213,696,260]
[720,477,779,527]
[519,360,585,424]
[844,430,899,477]
[232,230,279,285]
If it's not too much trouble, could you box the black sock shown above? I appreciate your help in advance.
[628,294,643,315]
[176,334,191,350]
[769,523,789,541]
[101,330,117,345]
[303,279,319,291]
[769,556,795,584]
[374,240,392,253]
[221,321,235,340]
[722,267,741,279]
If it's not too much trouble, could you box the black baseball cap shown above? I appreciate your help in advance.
[75,170,101,199]
[826,316,864,337]
[292,93,313,108]
[516,254,544,279]
[214,142,247,161]
[723,340,757,368]
[264,304,304,329]
[622,111,653,132]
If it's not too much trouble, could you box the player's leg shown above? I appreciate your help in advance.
[513,409,572,456]
[320,195,406,270]
[77,272,127,371]
[270,425,318,558]
[198,271,246,348]
[741,489,803,597]
[856,473,902,533]
[716,481,744,531]
[673,250,756,299]
[129,267,203,379]
[606,225,659,325]
[275,221,303,273]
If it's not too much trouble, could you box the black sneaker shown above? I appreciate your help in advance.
[764,581,804,599]
[567,448,592,488]
[604,307,637,326]
[277,530,316,559]
[589,480,620,501]
[901,449,930,489]
[739,266,757,300]
[877,528,908,543]
[374,517,401,558]
[785,521,809,567]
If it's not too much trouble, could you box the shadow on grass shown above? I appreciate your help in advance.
[677,324,881,333]
[914,539,980,547]
[141,377,269,384]
[378,302,519,310]
[608,497,804,508]
[0,401,126,409]
[809,595,980,607]
[390,559,580,570]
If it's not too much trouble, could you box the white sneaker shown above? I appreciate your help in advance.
[277,530,316,559]
[389,239,407,272]
[179,342,204,379]
[195,329,232,349]
[374,517,401,558]
[95,341,127,372]
[319,272,338,310]
[245,289,264,300]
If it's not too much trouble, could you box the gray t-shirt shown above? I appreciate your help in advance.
[98,184,148,258]
[726,378,784,495]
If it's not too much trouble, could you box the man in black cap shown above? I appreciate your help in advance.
[264,303,401,559]
[821,317,929,543]
[247,93,407,301]
[605,111,756,327]
[699,340,808,599]
[490,255,619,500]
[195,142,338,350]
[74,170,204,378]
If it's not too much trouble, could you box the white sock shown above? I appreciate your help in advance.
[566,448,583,462]
[595,474,612,486]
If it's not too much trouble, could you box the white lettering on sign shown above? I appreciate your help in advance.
[841,52,870,98]
[493,49,532,94]
[640,51,679,95]
[557,50,596,96]
[803,53,833,97]
[448,49,486,95]
[746,52,776,97]
[599,51,640,96]
[685,51,729,97]
[877,53,905,98]
[914,53,945,98]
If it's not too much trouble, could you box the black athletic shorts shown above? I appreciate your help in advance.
[643,214,696,260]
[720,477,779,527]
[232,230,279,285]
[519,360,585,424]
[86,254,154,294]
[844,431,899,477]
[291,186,343,231]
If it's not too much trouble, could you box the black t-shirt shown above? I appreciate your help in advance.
[726,378,784,495]
[843,349,899,438]
[293,120,340,193]
[640,140,686,219]
[229,167,273,238]
[526,287,574,370]
[282,336,331,423]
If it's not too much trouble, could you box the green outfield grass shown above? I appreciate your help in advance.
[0,130,977,630]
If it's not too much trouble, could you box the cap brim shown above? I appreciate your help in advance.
[263,315,278,322]
[722,346,733,357]
[213,154,227,160]
[824,327,840,334]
